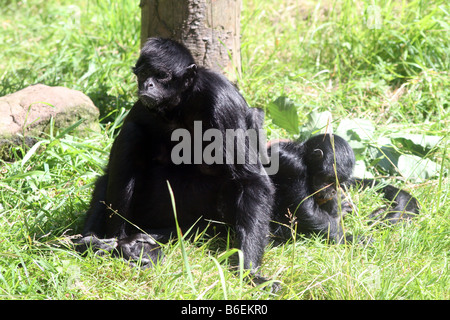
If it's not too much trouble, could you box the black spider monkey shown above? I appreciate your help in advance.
[267,134,419,243]
[76,38,274,275]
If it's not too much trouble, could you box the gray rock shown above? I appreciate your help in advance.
[0,84,100,160]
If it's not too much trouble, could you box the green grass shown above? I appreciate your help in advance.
[0,0,448,299]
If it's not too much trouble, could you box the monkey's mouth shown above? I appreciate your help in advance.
[139,94,181,112]
[139,94,159,108]
[313,186,336,205]
[314,195,333,205]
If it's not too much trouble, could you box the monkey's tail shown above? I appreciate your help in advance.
[350,178,419,224]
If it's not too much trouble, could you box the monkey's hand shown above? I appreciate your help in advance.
[117,233,164,269]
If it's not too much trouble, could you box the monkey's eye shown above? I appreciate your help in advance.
[327,176,337,183]
[136,71,150,81]
[155,71,171,82]
[318,174,337,185]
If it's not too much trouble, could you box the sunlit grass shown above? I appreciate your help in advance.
[0,0,448,299]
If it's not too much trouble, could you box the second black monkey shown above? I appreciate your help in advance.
[267,134,419,243]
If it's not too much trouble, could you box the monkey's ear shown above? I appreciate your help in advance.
[186,64,197,76]
[184,64,197,88]
[312,149,324,159]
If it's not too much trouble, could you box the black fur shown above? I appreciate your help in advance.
[352,178,419,224]
[76,38,274,273]
[267,134,419,243]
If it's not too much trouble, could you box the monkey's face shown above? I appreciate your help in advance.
[134,66,179,108]
[310,155,353,203]
[132,39,197,111]
[133,63,197,110]
[133,52,197,110]
[311,172,339,201]
[306,134,355,202]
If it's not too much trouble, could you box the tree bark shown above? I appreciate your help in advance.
[140,0,241,79]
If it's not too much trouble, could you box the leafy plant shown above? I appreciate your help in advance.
[266,96,300,135]
[267,96,445,181]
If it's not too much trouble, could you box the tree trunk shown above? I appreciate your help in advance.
[140,0,241,80]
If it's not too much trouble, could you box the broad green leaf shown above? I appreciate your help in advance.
[369,145,442,180]
[369,145,400,174]
[299,110,333,140]
[391,134,442,157]
[353,159,374,178]
[397,154,442,180]
[336,118,375,142]
[267,96,300,135]
[304,110,333,133]
[336,118,375,151]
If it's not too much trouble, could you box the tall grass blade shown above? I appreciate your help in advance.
[166,180,195,289]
